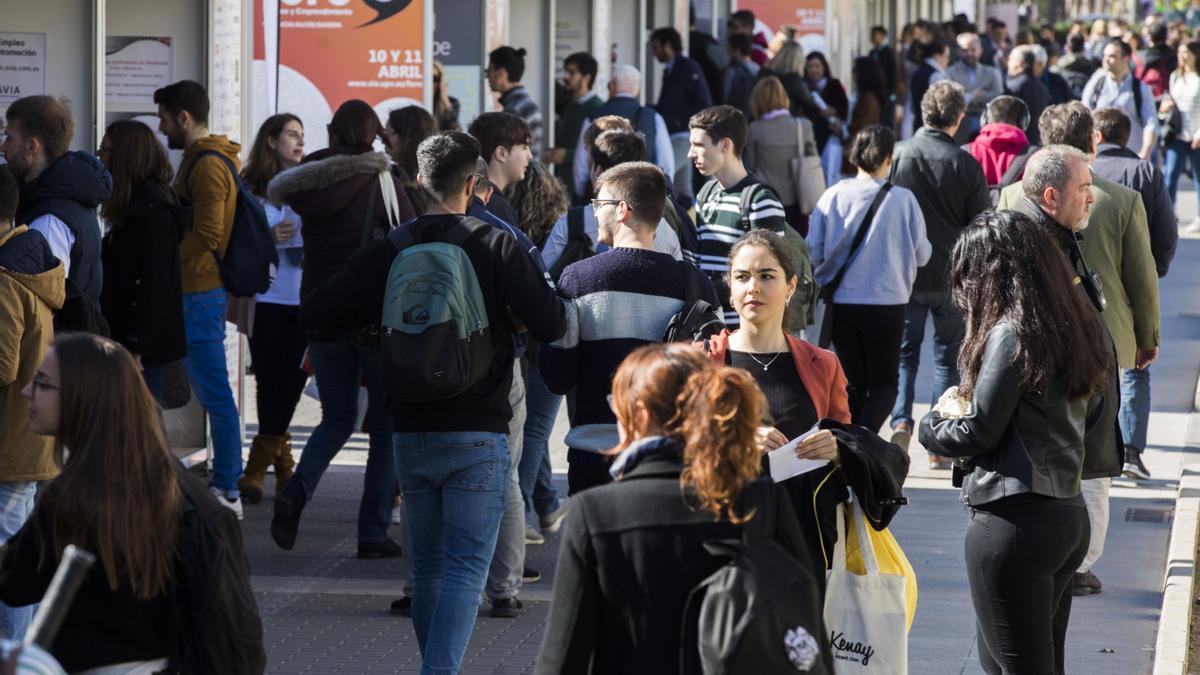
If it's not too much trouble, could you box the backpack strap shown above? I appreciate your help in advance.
[737,181,762,230]
[567,205,587,243]
[999,145,1037,187]
[387,223,415,253]
[182,149,241,195]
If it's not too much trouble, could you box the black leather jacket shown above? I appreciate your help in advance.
[918,323,1087,506]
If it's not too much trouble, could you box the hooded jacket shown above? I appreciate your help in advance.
[268,149,414,311]
[968,123,1031,185]
[101,181,190,367]
[0,226,65,483]
[173,136,241,294]
[15,150,110,312]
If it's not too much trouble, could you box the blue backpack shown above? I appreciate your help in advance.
[183,151,279,297]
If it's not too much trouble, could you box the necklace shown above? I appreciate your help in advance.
[744,351,783,371]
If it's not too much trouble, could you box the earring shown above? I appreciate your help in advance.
[785,296,793,306]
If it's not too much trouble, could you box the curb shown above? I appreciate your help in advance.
[1152,370,1200,675]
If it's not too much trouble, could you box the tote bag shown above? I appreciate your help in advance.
[824,494,909,674]
[792,117,826,215]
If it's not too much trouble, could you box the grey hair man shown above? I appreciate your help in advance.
[998,101,1160,598]
[572,64,675,195]
[887,79,990,467]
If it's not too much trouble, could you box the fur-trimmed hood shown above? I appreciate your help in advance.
[267,150,390,219]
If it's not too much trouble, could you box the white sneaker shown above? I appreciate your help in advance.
[209,486,244,521]
[525,526,545,545]
[539,500,570,534]
[391,505,403,525]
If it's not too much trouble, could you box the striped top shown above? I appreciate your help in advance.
[1170,70,1200,141]
[695,174,789,324]
[500,85,545,154]
[539,248,720,430]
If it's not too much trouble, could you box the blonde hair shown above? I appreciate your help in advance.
[749,76,792,120]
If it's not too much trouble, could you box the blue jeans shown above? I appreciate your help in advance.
[1164,138,1200,204]
[0,482,37,640]
[182,289,242,493]
[519,360,561,523]
[296,339,395,543]
[891,290,965,429]
[394,431,509,675]
[1119,367,1151,452]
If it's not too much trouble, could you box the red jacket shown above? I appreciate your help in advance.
[968,123,1030,185]
[699,330,851,425]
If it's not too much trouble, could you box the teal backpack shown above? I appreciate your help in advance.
[382,218,494,403]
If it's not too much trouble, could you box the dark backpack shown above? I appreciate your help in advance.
[380,218,494,403]
[183,151,279,297]
[548,206,594,282]
[988,144,1039,207]
[663,263,725,343]
[169,467,265,675]
[681,480,832,674]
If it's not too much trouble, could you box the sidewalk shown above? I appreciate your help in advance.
[239,229,1200,674]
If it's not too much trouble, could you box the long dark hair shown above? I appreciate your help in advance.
[33,333,180,600]
[948,210,1109,399]
[386,106,437,178]
[328,99,383,154]
[99,120,173,226]
[242,113,302,198]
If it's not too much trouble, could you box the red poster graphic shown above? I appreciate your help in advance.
[277,0,426,145]
[738,0,826,37]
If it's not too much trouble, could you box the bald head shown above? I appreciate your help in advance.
[957,32,981,66]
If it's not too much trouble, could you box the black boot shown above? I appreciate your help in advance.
[271,478,307,550]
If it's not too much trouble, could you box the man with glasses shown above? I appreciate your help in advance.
[0,165,63,640]
[540,161,718,494]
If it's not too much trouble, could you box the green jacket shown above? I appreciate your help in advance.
[998,172,1160,369]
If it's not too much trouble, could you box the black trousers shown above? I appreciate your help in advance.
[566,448,613,496]
[830,303,906,432]
[966,494,1089,675]
[248,302,309,437]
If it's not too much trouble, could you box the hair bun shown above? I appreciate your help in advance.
[516,47,527,57]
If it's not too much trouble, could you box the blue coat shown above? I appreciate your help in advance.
[655,55,713,134]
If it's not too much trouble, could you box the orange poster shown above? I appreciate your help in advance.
[277,0,427,147]
[738,0,825,37]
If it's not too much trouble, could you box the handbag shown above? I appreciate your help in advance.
[792,117,826,215]
[158,360,192,410]
[824,494,910,674]
[815,183,893,348]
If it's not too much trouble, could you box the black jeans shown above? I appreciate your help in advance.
[566,448,612,496]
[966,494,1089,675]
[248,303,309,437]
[830,303,906,432]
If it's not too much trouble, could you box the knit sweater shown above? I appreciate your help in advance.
[540,248,719,430]
[695,174,788,324]
[807,177,930,305]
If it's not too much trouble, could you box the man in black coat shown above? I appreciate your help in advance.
[1004,45,1052,145]
[887,80,991,468]
[1090,108,1177,278]
[870,25,899,127]
[650,26,713,204]
[910,38,951,131]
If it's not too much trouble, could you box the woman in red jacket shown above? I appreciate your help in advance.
[699,230,906,577]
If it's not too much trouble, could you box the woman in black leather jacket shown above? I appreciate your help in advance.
[919,210,1110,675]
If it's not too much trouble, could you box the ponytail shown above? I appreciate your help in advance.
[675,368,765,524]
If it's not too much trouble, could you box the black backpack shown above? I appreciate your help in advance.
[663,263,725,343]
[548,206,594,282]
[168,467,266,675]
[183,151,279,297]
[681,480,833,674]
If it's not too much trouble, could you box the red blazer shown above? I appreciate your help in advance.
[700,330,851,425]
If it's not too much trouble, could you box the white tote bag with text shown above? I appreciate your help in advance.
[824,494,908,674]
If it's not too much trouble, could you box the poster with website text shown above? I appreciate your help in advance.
[737,0,827,54]
[277,0,427,150]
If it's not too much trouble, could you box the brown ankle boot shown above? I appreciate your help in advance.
[238,435,282,504]
[274,432,296,497]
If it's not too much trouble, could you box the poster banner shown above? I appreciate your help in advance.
[0,32,47,105]
[278,0,427,149]
[434,0,483,127]
[738,0,827,53]
[106,37,173,109]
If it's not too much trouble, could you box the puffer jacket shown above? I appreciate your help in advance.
[0,226,65,483]
[268,149,414,312]
[889,127,991,293]
[919,322,1089,506]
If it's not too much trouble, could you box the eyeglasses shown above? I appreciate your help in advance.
[590,198,623,210]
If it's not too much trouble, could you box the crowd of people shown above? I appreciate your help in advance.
[0,7,1183,674]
